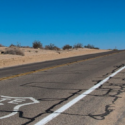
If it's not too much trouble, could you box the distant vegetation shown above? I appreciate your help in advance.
[0,41,103,57]
[9,42,22,48]
[62,44,72,50]
[84,44,99,49]
[0,42,101,51]
[32,40,43,49]
[0,43,24,56]
[73,43,83,49]
[45,43,60,50]
[4,47,24,56]
[9,44,16,47]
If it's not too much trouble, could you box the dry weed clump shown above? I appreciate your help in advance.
[33,40,43,49]
[4,47,24,56]
[62,44,72,50]
[45,43,60,50]
[73,43,83,49]
[84,44,99,49]
[9,44,16,47]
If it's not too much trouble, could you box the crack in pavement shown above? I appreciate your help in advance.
[88,80,125,120]
[0,85,82,125]
[1,64,125,124]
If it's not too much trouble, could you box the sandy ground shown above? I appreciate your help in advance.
[0,47,110,68]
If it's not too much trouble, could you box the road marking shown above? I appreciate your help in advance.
[0,96,39,119]
[0,51,123,82]
[35,65,125,125]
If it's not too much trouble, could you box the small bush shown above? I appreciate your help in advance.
[4,47,24,56]
[84,44,99,49]
[62,44,72,50]
[73,43,83,49]
[33,40,42,49]
[9,43,22,48]
[9,44,16,47]
[53,46,60,50]
[45,43,60,50]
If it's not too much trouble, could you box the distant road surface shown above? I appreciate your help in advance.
[0,50,125,125]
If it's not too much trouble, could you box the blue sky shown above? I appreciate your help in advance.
[0,0,125,49]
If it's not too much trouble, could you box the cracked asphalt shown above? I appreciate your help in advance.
[0,51,125,125]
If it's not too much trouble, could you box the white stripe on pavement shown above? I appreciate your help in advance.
[35,66,125,125]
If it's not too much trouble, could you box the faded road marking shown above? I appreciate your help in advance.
[35,66,125,125]
[0,95,39,119]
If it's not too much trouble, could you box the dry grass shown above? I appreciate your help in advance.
[45,43,60,50]
[4,47,24,56]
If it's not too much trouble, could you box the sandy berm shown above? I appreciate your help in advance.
[0,47,110,68]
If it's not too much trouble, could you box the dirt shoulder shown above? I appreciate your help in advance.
[0,47,110,68]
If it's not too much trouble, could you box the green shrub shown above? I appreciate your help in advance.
[33,40,42,49]
[73,43,83,49]
[62,44,72,50]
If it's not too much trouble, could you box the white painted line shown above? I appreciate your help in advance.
[35,66,125,125]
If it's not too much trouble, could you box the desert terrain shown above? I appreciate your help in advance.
[0,47,110,68]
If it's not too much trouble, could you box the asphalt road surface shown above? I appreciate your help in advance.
[0,50,125,125]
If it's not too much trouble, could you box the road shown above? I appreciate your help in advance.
[0,50,125,125]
